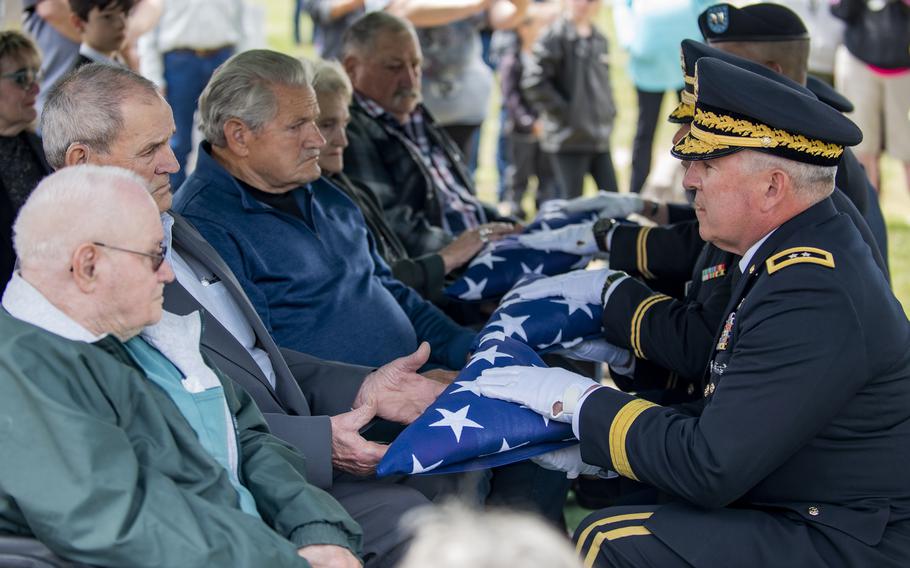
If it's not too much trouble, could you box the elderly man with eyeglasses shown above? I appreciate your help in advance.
[0,165,363,568]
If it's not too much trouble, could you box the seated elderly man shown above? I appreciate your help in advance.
[476,58,910,567]
[173,49,475,370]
[311,57,512,302]
[0,165,361,568]
[40,62,457,568]
[340,11,514,261]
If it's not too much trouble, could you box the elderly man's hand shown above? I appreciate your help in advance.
[354,342,446,424]
[297,544,361,567]
[474,365,599,421]
[439,222,518,273]
[329,404,387,476]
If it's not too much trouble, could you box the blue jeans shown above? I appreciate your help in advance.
[163,46,234,189]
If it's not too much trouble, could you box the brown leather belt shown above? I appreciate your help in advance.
[166,45,234,58]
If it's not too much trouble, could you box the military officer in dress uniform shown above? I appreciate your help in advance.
[517,38,888,404]
[475,57,910,567]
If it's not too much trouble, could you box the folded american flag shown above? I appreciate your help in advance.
[376,336,576,477]
[443,210,599,302]
[471,274,604,355]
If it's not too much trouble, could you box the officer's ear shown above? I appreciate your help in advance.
[760,169,789,213]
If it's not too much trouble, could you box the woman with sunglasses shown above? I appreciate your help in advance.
[0,30,51,295]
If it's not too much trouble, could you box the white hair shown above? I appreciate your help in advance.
[398,502,582,568]
[13,165,154,269]
[199,49,312,147]
[742,150,837,204]
[312,57,352,102]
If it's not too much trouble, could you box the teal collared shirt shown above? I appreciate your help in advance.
[124,336,260,518]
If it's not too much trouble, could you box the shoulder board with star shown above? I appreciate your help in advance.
[766,247,835,275]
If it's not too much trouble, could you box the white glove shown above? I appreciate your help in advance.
[475,365,599,422]
[518,221,597,255]
[561,191,644,218]
[511,268,618,306]
[555,338,633,368]
[531,445,601,479]
[537,198,568,214]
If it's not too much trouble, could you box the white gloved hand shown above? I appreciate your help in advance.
[510,268,619,306]
[475,365,599,422]
[561,191,644,218]
[555,338,634,368]
[537,198,568,214]
[531,445,601,479]
[517,221,597,255]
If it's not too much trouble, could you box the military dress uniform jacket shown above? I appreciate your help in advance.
[577,197,910,566]
[0,310,362,568]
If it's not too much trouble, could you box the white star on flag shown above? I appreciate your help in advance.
[458,277,488,300]
[472,251,507,270]
[489,313,530,341]
[480,438,530,457]
[410,455,443,474]
[537,329,563,350]
[451,381,482,396]
[429,405,484,442]
[550,297,594,318]
[520,262,545,275]
[469,345,514,367]
[477,330,509,346]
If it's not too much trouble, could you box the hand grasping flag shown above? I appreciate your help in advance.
[376,336,576,477]
[444,210,599,302]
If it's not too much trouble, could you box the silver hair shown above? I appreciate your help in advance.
[312,57,352,102]
[13,165,153,268]
[199,49,312,147]
[742,150,837,204]
[397,502,582,568]
[40,64,160,170]
[340,11,417,60]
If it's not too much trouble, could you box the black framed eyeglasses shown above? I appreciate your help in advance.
[92,242,168,271]
[0,67,40,90]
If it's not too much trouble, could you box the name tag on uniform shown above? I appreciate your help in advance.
[701,263,726,282]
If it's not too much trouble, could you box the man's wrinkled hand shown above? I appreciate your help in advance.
[297,544,361,568]
[423,368,458,384]
[329,404,387,476]
[439,222,518,273]
[354,342,446,424]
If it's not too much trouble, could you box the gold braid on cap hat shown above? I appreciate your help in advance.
[692,109,844,159]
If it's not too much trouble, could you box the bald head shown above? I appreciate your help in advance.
[14,165,173,339]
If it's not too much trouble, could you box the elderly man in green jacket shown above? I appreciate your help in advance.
[0,165,362,568]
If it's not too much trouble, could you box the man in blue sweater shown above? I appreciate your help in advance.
[173,49,474,370]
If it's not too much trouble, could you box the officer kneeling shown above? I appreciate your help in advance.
[475,57,910,568]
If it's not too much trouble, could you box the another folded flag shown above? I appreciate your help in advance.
[471,274,604,355]
[376,336,576,477]
[444,209,599,303]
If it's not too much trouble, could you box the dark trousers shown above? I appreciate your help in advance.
[630,89,666,194]
[548,150,618,199]
[502,134,560,210]
[441,123,482,174]
[163,46,234,189]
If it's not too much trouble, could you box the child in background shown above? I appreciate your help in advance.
[68,0,135,69]
[498,1,561,218]
[522,0,617,199]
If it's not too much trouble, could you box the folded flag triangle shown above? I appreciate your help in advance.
[444,210,599,302]
[376,336,576,477]
[472,274,604,355]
